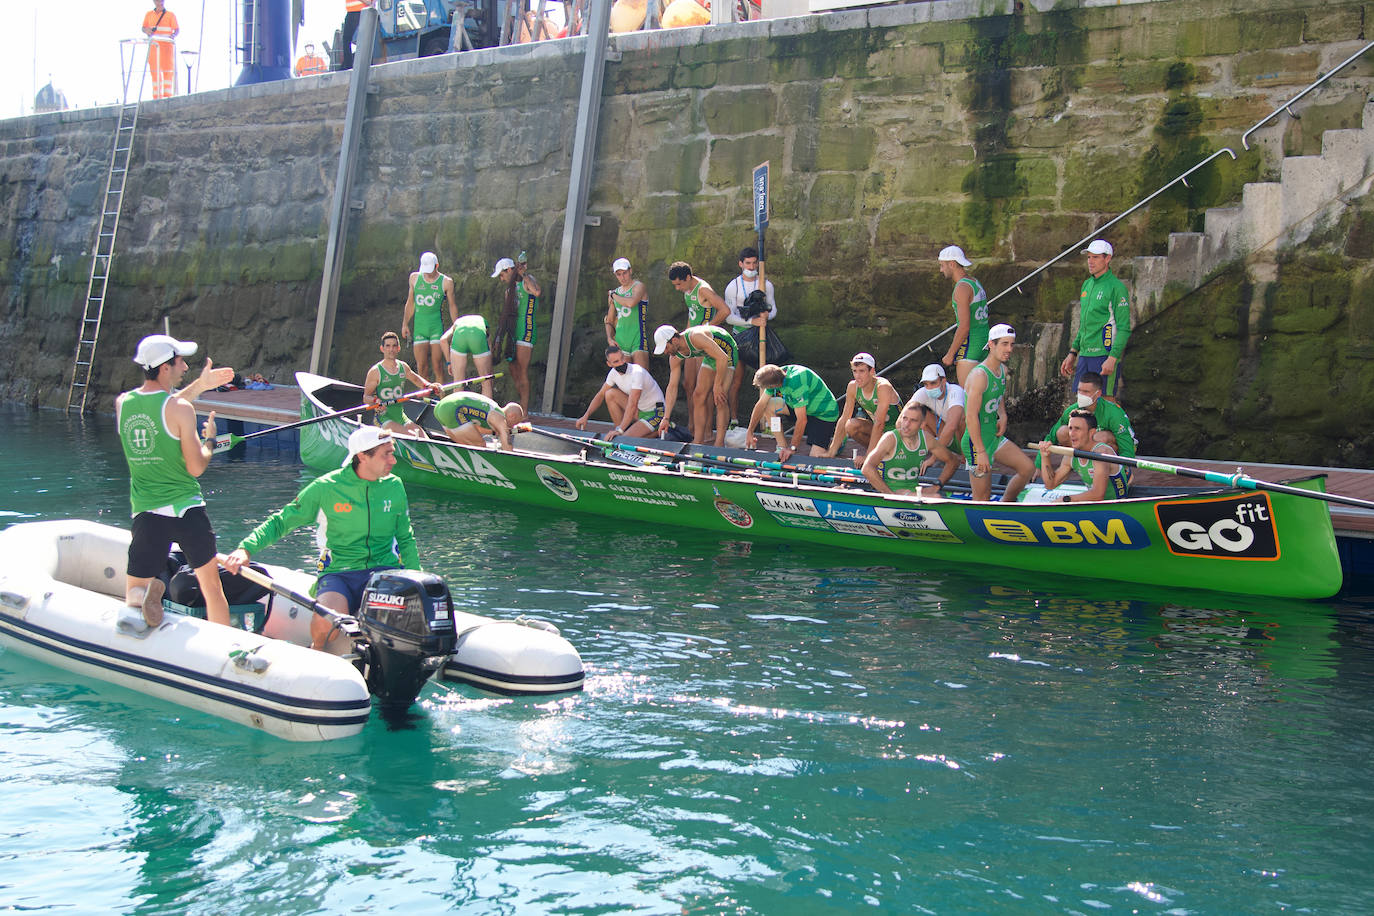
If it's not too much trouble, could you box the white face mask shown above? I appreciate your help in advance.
[743,268,758,279]
[1076,393,1095,409]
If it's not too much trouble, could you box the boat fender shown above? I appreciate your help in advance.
[513,615,561,636]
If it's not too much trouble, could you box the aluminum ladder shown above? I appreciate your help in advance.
[67,42,150,411]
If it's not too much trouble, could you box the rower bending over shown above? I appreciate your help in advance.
[434,391,524,450]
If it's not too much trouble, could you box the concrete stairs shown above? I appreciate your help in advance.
[1130,98,1374,323]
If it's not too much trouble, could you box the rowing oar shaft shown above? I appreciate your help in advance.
[215,554,362,637]
[212,372,504,453]
[1043,444,1374,511]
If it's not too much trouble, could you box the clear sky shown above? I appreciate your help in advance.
[4,1,334,121]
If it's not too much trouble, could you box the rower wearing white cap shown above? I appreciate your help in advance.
[936,244,990,388]
[402,251,458,386]
[826,352,903,464]
[605,256,650,370]
[961,323,1035,503]
[653,323,738,447]
[117,334,235,630]
[908,362,967,489]
[492,255,542,412]
[1060,238,1130,403]
[224,426,421,652]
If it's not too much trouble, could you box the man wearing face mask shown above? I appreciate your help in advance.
[575,346,666,439]
[1035,371,1136,490]
[908,363,966,489]
[723,246,777,421]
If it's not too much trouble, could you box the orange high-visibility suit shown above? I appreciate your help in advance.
[142,2,180,100]
[295,52,328,76]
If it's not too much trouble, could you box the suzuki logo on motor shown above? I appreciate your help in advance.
[1156,494,1278,560]
[367,593,407,608]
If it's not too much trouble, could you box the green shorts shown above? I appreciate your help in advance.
[413,311,445,345]
[638,402,666,428]
[961,431,1008,466]
[449,318,490,357]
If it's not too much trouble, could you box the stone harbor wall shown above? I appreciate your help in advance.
[1,0,1371,463]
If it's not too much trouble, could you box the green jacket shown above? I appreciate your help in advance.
[1073,269,1131,359]
[237,467,421,574]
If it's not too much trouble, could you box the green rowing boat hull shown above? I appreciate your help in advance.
[297,374,1343,600]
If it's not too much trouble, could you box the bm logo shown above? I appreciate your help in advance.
[965,509,1148,550]
[1156,493,1279,560]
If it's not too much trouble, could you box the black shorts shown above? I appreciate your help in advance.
[802,416,837,449]
[128,507,218,578]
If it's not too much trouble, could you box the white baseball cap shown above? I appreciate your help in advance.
[612,257,631,272]
[1083,239,1113,256]
[343,425,392,467]
[491,257,515,277]
[851,352,876,368]
[419,251,438,272]
[133,334,197,370]
[652,325,678,355]
[987,323,1016,345]
[937,245,972,267]
[920,363,946,383]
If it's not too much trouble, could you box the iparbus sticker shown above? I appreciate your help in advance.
[1155,492,1278,560]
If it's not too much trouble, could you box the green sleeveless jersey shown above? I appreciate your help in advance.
[118,389,204,517]
[968,362,1006,453]
[854,381,901,431]
[412,272,446,339]
[435,391,500,429]
[676,325,738,369]
[882,429,930,489]
[373,359,410,424]
[953,277,990,356]
[684,279,719,327]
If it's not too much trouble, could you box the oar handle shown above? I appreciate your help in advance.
[216,554,362,638]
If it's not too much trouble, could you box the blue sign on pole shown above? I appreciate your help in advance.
[753,161,769,232]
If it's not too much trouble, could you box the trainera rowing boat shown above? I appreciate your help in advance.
[296,372,1344,600]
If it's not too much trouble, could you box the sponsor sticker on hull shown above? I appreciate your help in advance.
[965,508,1149,550]
[1155,492,1278,560]
[535,464,579,502]
[756,493,962,542]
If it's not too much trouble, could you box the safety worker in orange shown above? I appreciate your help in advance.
[294,42,328,77]
[142,0,180,100]
[340,0,375,71]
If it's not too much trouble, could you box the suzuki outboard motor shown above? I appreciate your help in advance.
[355,569,458,712]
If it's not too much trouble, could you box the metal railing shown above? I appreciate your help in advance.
[879,38,1374,378]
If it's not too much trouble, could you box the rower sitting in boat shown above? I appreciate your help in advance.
[575,346,666,439]
[861,401,955,497]
[1034,370,1137,490]
[826,352,902,464]
[363,331,438,437]
[908,363,966,490]
[223,427,421,652]
[1035,409,1129,502]
[434,390,524,451]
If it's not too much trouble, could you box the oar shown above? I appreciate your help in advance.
[215,554,363,641]
[701,451,867,482]
[1043,445,1374,511]
[210,372,502,453]
[681,460,860,488]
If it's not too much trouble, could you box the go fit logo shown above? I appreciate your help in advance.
[1155,493,1278,560]
[333,502,353,513]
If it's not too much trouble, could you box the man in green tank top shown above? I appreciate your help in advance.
[117,334,235,630]
[605,257,650,370]
[961,323,1035,502]
[827,352,903,462]
[434,390,525,450]
[492,255,543,413]
[364,331,437,436]
[667,260,728,417]
[1036,409,1130,502]
[937,245,990,388]
[402,251,458,387]
[653,323,738,447]
[862,402,956,496]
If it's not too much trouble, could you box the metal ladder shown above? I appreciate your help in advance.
[66,80,143,412]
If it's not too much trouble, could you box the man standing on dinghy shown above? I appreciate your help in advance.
[118,334,235,629]
[223,427,420,652]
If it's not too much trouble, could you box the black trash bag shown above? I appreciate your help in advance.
[661,424,694,443]
[740,289,771,319]
[732,325,790,369]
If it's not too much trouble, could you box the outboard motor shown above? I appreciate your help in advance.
[354,570,457,713]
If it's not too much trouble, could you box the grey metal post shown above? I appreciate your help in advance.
[541,0,613,414]
[309,7,378,377]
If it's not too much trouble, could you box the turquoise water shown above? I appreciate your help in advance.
[3,404,1373,914]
